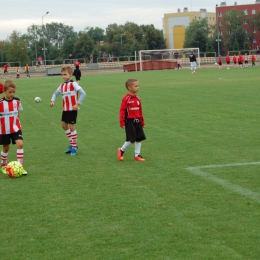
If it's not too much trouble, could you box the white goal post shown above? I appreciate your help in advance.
[136,48,200,71]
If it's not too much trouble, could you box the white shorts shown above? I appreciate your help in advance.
[190,61,196,67]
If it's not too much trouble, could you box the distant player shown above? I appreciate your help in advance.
[16,67,20,79]
[0,80,27,175]
[251,54,256,66]
[50,66,86,156]
[73,66,81,85]
[226,54,230,69]
[233,54,237,68]
[177,57,182,69]
[189,50,197,74]
[238,54,243,68]
[1,63,9,78]
[244,53,249,68]
[218,55,222,70]
[74,59,81,68]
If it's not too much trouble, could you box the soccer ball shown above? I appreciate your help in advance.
[6,161,24,178]
[215,63,218,65]
[35,97,41,103]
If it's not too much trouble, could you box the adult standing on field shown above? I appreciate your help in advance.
[189,50,197,74]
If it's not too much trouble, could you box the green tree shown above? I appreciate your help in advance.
[74,33,94,61]
[84,27,105,44]
[243,41,250,53]
[6,30,30,65]
[141,25,166,50]
[222,9,247,50]
[233,39,239,54]
[184,18,210,52]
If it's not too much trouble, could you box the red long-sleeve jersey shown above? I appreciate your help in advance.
[238,55,243,63]
[119,94,145,127]
[226,55,230,63]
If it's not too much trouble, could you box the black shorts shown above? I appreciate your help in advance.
[75,76,81,81]
[0,130,23,145]
[125,118,146,143]
[238,62,243,65]
[218,62,222,65]
[227,62,230,64]
[62,110,77,124]
[245,61,248,64]
[4,70,8,74]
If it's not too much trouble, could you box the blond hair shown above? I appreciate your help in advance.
[125,78,138,90]
[61,66,73,75]
[4,80,16,91]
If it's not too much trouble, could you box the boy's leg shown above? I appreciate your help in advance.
[134,142,145,162]
[69,125,78,156]
[118,141,131,161]
[62,122,74,153]
[15,139,27,174]
[1,144,9,173]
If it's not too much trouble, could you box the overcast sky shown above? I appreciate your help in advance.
[0,0,256,40]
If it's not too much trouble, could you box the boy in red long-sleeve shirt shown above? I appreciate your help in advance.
[118,78,146,162]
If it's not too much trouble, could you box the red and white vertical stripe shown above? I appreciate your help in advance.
[0,98,22,134]
[60,82,78,111]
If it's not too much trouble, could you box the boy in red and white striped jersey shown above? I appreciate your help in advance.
[50,66,86,156]
[117,78,146,162]
[0,80,27,174]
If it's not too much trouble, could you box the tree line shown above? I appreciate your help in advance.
[0,22,166,66]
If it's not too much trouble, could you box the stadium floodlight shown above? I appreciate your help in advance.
[42,11,49,71]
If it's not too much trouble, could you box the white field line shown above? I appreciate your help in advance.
[187,162,260,204]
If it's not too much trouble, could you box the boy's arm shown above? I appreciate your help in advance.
[50,88,61,107]
[139,101,145,127]
[119,98,127,127]
[77,88,86,105]
[71,86,86,110]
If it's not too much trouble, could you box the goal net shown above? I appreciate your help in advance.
[137,48,200,71]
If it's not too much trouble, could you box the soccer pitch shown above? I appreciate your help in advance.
[1,67,260,259]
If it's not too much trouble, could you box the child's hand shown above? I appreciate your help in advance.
[72,104,80,110]
[50,101,54,107]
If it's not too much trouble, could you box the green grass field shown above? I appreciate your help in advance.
[1,66,260,259]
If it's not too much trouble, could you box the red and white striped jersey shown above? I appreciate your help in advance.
[51,80,86,111]
[119,94,145,127]
[0,97,22,134]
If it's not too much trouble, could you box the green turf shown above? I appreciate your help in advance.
[1,67,260,259]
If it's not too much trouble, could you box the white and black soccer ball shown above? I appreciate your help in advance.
[34,97,41,103]
[215,63,218,65]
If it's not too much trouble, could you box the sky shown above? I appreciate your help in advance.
[0,0,256,40]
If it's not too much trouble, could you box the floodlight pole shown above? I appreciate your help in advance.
[216,6,221,56]
[42,11,49,71]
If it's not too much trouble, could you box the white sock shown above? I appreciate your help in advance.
[121,141,131,152]
[135,142,141,157]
